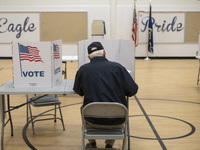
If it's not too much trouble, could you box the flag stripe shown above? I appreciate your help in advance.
[53,44,60,59]
[19,44,43,63]
[132,0,138,47]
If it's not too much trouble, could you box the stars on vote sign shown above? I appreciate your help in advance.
[12,40,62,88]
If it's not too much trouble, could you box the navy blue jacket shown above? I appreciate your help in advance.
[73,56,138,125]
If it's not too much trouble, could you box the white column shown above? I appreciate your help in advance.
[110,0,117,39]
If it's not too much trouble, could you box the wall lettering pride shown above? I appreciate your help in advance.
[138,12,185,43]
[141,16,184,33]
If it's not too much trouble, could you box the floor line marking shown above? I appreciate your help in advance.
[134,95,167,150]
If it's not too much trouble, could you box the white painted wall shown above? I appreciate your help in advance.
[116,4,200,57]
[0,5,111,57]
[0,0,200,57]
[0,0,199,6]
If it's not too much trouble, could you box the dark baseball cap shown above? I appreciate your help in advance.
[88,42,104,54]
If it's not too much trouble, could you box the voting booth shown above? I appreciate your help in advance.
[78,39,135,79]
[12,40,62,88]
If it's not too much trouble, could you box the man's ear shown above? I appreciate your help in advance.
[88,55,91,60]
[103,50,106,57]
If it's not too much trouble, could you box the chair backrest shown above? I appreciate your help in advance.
[82,102,128,125]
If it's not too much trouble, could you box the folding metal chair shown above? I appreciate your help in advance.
[81,102,128,150]
[26,94,65,134]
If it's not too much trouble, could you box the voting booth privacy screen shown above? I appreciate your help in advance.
[78,39,135,79]
[12,40,62,88]
[52,40,62,86]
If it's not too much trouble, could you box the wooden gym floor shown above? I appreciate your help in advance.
[0,58,200,150]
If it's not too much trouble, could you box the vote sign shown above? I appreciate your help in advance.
[12,40,62,88]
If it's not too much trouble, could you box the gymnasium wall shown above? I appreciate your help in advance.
[0,0,200,57]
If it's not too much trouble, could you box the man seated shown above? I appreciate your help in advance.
[73,42,138,149]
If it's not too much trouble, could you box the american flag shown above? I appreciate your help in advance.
[132,0,138,47]
[18,44,44,63]
[53,43,60,59]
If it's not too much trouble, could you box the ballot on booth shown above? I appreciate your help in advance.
[12,40,62,88]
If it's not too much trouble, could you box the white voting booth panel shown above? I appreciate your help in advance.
[12,40,62,88]
[52,40,62,86]
[78,39,135,79]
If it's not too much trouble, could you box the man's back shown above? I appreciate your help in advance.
[73,56,138,107]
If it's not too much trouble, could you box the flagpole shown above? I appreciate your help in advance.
[145,28,150,60]
[18,43,23,77]
[145,35,151,60]
[145,0,152,61]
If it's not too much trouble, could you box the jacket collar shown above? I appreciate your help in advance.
[91,56,108,62]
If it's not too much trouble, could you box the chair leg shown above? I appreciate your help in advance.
[81,126,85,150]
[122,126,128,150]
[127,118,130,150]
[58,104,65,131]
[197,60,200,85]
[28,103,35,134]
[7,95,13,136]
[26,95,35,134]
[26,99,28,126]
[124,136,127,150]
[197,68,200,85]
[126,96,130,150]
[54,95,58,122]
[54,105,57,122]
